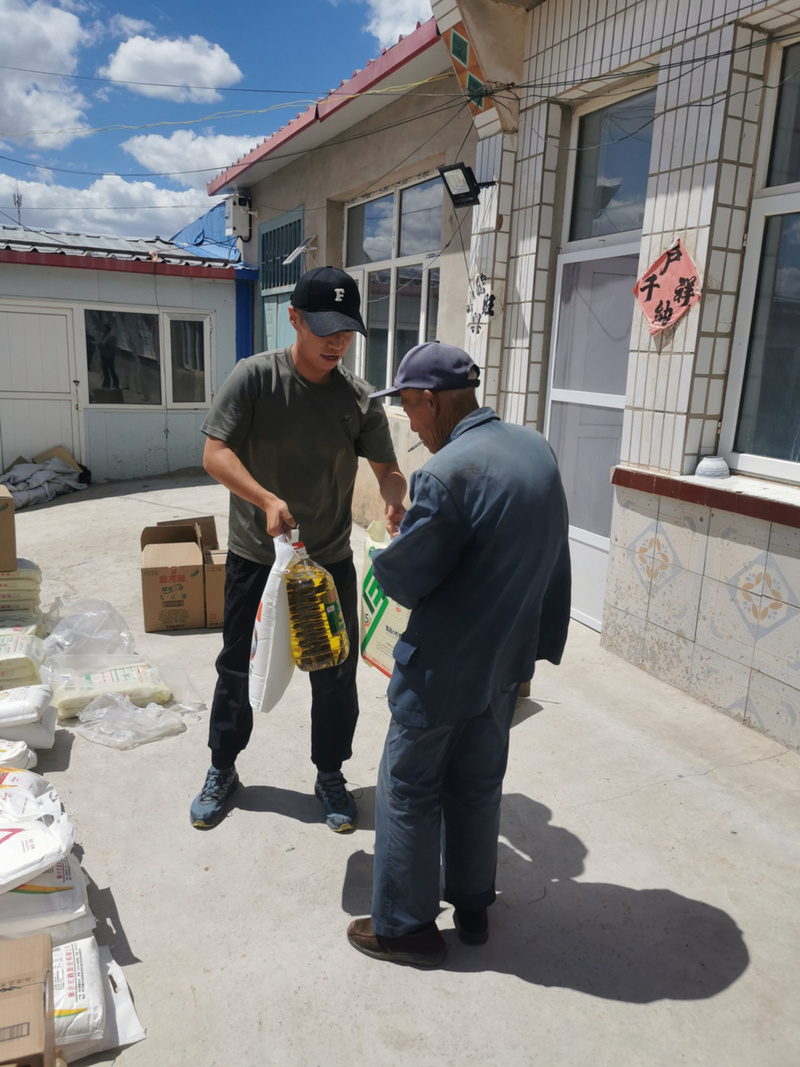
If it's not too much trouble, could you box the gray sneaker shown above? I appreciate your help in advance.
[190,766,239,829]
[315,771,357,832]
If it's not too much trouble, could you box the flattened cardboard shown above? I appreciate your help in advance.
[0,933,55,1067]
[140,524,205,632]
[31,447,81,473]
[0,487,16,574]
[204,549,227,628]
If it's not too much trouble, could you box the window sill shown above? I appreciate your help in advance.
[611,466,800,528]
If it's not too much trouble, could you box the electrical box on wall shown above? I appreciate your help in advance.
[225,195,251,239]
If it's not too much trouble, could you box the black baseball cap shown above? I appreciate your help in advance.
[290,266,366,336]
[369,341,480,397]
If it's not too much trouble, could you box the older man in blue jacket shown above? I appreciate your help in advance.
[347,341,571,967]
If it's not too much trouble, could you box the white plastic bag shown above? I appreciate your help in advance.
[76,693,186,749]
[43,596,136,658]
[249,536,297,714]
[0,768,62,819]
[0,737,37,769]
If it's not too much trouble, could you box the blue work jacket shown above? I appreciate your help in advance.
[373,406,571,728]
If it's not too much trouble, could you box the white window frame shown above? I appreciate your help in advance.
[719,38,800,483]
[344,174,442,389]
[80,304,213,411]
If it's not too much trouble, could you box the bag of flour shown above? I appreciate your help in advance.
[0,685,53,727]
[0,633,45,686]
[52,936,107,1052]
[0,768,61,818]
[0,852,95,943]
[0,809,75,891]
[0,738,38,769]
[248,536,296,714]
[41,655,172,719]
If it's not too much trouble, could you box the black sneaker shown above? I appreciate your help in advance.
[314,771,357,832]
[190,766,239,829]
[454,907,489,945]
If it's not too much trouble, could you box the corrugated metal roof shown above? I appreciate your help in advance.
[0,224,241,270]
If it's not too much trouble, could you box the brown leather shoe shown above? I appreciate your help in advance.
[347,917,446,967]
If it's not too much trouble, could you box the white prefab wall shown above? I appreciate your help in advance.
[0,263,237,481]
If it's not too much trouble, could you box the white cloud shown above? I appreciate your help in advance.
[99,34,242,103]
[122,130,263,191]
[108,14,155,38]
[363,0,432,50]
[0,171,218,239]
[0,0,92,147]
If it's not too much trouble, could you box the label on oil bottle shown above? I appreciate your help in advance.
[323,586,346,634]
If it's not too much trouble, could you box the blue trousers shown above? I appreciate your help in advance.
[208,550,360,773]
[371,687,518,937]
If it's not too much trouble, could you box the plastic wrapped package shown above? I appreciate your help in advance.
[0,852,95,944]
[0,623,42,638]
[0,633,45,686]
[0,613,44,634]
[77,694,186,749]
[0,738,37,769]
[42,597,136,658]
[40,655,172,720]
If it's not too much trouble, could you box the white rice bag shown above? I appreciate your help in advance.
[0,559,41,586]
[41,655,172,720]
[0,809,75,891]
[0,623,41,638]
[56,944,145,1062]
[0,684,52,727]
[52,936,107,1051]
[0,738,37,769]
[0,613,44,634]
[0,704,58,750]
[0,768,61,818]
[0,853,94,942]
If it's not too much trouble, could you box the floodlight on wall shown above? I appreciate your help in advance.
[438,163,483,207]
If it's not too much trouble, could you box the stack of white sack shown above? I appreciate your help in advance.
[40,654,173,720]
[0,559,42,629]
[0,631,45,688]
[0,853,95,946]
[0,769,75,893]
[52,936,145,1062]
[0,684,58,751]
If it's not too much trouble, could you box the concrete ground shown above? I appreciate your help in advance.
[11,468,800,1067]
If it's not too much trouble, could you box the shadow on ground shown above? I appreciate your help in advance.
[340,792,749,1002]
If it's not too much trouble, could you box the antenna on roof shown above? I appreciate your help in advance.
[283,234,317,266]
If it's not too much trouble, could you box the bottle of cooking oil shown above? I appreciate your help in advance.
[284,536,349,671]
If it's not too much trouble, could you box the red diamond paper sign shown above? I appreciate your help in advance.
[633,238,702,335]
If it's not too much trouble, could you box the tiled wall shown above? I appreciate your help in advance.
[604,487,800,750]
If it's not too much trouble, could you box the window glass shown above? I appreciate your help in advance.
[426,268,440,341]
[393,266,423,378]
[554,256,638,394]
[85,309,160,404]
[768,43,800,187]
[365,270,391,389]
[735,212,800,462]
[548,401,623,537]
[399,179,443,257]
[346,194,394,265]
[170,320,206,403]
[571,88,657,241]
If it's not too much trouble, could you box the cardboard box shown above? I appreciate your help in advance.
[0,486,16,573]
[0,933,55,1067]
[31,447,81,473]
[204,549,227,628]
[140,524,205,632]
[157,515,219,552]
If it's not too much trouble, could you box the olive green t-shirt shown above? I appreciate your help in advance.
[202,348,396,566]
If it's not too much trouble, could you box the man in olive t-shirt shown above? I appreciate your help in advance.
[190,266,407,832]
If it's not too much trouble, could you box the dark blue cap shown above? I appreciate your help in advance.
[369,341,480,397]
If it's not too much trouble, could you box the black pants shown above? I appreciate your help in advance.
[208,550,360,774]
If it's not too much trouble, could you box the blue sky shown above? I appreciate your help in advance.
[0,0,433,239]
